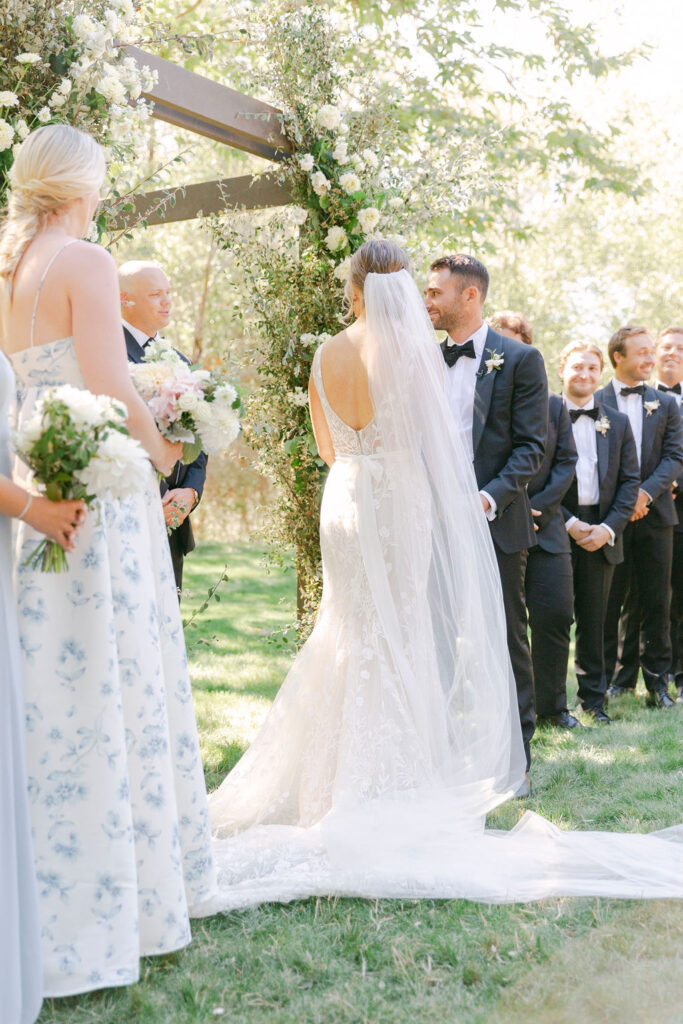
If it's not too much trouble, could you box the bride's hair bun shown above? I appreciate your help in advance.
[344,239,411,305]
[0,124,106,282]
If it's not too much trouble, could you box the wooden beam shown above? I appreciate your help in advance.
[108,173,293,230]
[123,45,292,162]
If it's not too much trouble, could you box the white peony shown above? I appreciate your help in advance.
[36,107,51,124]
[76,429,150,501]
[13,412,43,451]
[316,104,342,131]
[0,92,19,107]
[194,403,240,455]
[298,154,314,172]
[325,226,348,252]
[16,53,41,64]
[0,120,14,152]
[339,171,361,194]
[311,170,330,196]
[15,119,29,140]
[333,256,352,283]
[388,196,405,210]
[59,385,124,429]
[357,206,381,233]
[332,140,348,163]
[361,148,379,169]
[214,383,238,406]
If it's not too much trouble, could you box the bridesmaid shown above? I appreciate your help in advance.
[0,347,84,1024]
[0,125,216,998]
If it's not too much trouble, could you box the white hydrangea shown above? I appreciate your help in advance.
[332,140,348,163]
[298,154,314,172]
[76,429,150,501]
[16,53,41,65]
[0,120,14,152]
[316,104,342,131]
[36,107,51,124]
[0,92,19,107]
[388,196,405,210]
[361,148,379,169]
[357,207,381,233]
[15,119,29,140]
[325,226,348,252]
[311,170,330,196]
[339,171,361,194]
[333,256,352,283]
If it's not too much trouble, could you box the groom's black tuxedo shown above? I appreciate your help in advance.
[124,326,208,593]
[595,380,683,693]
[442,327,548,767]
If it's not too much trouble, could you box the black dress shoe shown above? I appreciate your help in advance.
[583,706,612,724]
[537,711,583,729]
[646,687,675,709]
[606,684,633,699]
[514,772,531,798]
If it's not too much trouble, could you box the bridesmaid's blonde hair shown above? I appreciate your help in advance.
[0,124,106,285]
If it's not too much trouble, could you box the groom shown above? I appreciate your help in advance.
[119,260,208,594]
[425,255,548,785]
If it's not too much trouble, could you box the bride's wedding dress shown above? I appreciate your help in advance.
[201,270,682,913]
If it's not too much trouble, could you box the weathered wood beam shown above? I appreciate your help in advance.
[108,173,293,230]
[123,45,292,162]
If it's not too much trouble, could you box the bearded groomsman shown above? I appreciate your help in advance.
[654,327,683,701]
[559,342,639,722]
[491,312,579,729]
[425,259,548,791]
[598,326,683,708]
[119,260,208,594]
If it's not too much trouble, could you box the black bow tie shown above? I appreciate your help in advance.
[569,407,599,422]
[143,336,156,347]
[443,338,476,368]
[658,382,681,395]
[619,384,645,397]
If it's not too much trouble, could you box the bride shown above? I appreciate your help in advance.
[201,240,682,911]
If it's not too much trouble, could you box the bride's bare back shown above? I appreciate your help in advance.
[309,322,374,465]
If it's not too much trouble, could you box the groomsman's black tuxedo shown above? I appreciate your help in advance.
[657,386,683,692]
[442,327,548,768]
[525,394,577,718]
[561,401,639,711]
[596,380,683,695]
[124,326,208,593]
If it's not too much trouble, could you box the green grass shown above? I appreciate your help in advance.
[38,541,683,1024]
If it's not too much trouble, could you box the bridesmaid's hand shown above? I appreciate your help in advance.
[24,497,86,551]
[154,439,183,478]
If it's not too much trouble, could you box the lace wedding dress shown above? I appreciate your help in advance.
[201,271,683,913]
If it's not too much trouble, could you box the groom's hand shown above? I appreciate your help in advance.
[162,487,195,530]
[480,494,491,514]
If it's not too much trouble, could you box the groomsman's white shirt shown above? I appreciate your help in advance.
[611,376,644,466]
[444,322,496,519]
[122,319,159,348]
[655,380,682,408]
[563,395,614,545]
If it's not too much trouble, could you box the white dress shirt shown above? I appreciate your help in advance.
[655,379,682,408]
[611,376,644,466]
[563,395,614,545]
[122,319,157,349]
[444,322,496,518]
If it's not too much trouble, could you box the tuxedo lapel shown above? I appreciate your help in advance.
[472,329,500,455]
[595,404,610,498]
[640,385,659,460]
[600,380,619,411]
[123,326,145,364]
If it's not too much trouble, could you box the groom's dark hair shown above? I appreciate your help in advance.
[430,254,489,301]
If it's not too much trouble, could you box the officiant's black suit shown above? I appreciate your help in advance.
[561,402,639,711]
[525,394,577,717]
[124,326,208,592]
[595,381,683,695]
[442,327,548,767]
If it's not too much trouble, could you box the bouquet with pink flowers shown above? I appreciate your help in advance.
[130,338,241,463]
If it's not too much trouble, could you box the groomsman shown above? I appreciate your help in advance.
[119,260,208,594]
[559,342,639,721]
[598,326,683,708]
[654,327,683,702]
[425,258,548,789]
[491,312,579,729]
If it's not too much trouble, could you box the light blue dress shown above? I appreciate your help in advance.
[0,350,42,1024]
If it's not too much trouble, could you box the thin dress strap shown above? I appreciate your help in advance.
[29,239,77,348]
[312,345,334,422]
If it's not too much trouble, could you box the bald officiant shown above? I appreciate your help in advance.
[119,260,208,595]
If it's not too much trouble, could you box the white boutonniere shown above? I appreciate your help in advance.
[595,415,610,436]
[484,349,504,374]
[644,399,660,417]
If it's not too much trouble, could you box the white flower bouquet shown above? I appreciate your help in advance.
[13,385,150,572]
[130,338,241,464]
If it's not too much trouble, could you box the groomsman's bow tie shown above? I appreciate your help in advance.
[569,407,599,422]
[658,382,681,395]
[619,384,646,397]
[443,337,476,367]
[142,336,156,347]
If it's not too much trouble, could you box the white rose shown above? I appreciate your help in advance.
[15,119,29,140]
[0,92,19,107]
[339,171,361,194]
[36,107,51,124]
[72,13,98,39]
[311,170,330,197]
[290,206,308,226]
[332,140,348,162]
[388,196,405,210]
[316,104,342,131]
[350,154,364,171]
[98,73,127,105]
[104,9,121,33]
[361,148,379,169]
[50,92,67,109]
[16,53,41,65]
[0,120,15,152]
[325,226,348,252]
[58,78,73,96]
[177,389,203,414]
[333,256,352,283]
[117,0,135,20]
[300,333,318,347]
[298,154,314,172]
[357,207,380,233]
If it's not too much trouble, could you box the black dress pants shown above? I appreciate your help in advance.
[569,506,614,711]
[672,530,683,685]
[604,517,674,691]
[494,545,535,770]
[525,547,573,717]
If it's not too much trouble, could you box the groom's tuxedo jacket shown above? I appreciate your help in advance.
[452,327,549,554]
[560,400,640,565]
[123,326,208,572]
[526,393,577,554]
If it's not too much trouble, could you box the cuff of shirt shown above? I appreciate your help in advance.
[480,490,497,521]
[565,515,577,532]
[600,523,615,546]
[642,490,653,505]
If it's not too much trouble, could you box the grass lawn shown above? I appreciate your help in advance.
[38,541,683,1024]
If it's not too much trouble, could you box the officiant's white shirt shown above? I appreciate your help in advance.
[443,322,496,518]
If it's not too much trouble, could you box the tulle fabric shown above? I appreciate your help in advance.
[199,270,683,914]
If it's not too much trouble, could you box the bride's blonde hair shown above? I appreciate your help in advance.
[344,239,411,309]
[0,124,106,284]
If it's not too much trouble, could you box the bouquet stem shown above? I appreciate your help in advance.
[23,539,69,573]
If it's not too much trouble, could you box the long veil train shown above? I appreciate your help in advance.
[197,270,682,914]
